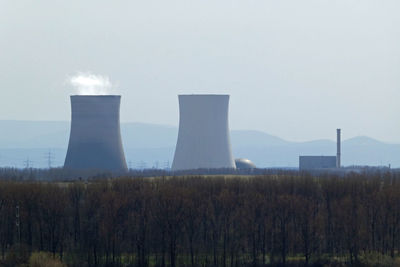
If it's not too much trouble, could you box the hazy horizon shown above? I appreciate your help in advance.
[0,119,398,145]
[1,0,399,143]
[1,120,399,168]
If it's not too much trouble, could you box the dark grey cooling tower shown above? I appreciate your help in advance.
[64,95,128,171]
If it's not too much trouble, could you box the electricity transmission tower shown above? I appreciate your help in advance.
[45,150,55,168]
[164,160,170,170]
[23,157,33,169]
[138,161,147,170]
[154,160,159,169]
[128,160,133,170]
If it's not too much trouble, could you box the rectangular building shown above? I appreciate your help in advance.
[299,156,337,171]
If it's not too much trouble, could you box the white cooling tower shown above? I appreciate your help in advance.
[64,95,128,171]
[171,94,236,171]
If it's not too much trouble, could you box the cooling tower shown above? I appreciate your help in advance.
[171,94,236,171]
[64,95,128,172]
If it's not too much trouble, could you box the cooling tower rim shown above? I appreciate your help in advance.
[70,95,121,97]
[179,94,230,97]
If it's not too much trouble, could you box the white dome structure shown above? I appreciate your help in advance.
[235,158,256,169]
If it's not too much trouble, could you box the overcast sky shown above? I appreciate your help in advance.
[0,0,399,143]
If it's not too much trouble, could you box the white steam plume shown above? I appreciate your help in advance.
[69,73,112,95]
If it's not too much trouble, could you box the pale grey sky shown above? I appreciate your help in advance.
[0,0,399,143]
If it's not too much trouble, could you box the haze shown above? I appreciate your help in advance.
[0,0,399,143]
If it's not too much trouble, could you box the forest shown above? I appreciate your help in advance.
[0,171,400,267]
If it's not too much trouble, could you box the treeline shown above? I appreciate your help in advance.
[0,167,298,181]
[0,173,400,266]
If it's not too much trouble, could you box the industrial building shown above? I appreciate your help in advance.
[64,95,128,171]
[171,94,236,171]
[299,156,336,170]
[299,129,341,171]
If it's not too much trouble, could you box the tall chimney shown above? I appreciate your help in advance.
[336,128,341,168]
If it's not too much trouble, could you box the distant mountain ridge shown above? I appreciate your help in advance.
[0,120,398,168]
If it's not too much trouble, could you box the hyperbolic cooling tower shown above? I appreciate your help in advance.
[171,94,236,171]
[64,95,128,171]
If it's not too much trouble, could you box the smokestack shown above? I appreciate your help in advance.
[336,128,341,168]
[171,94,236,171]
[64,95,128,172]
